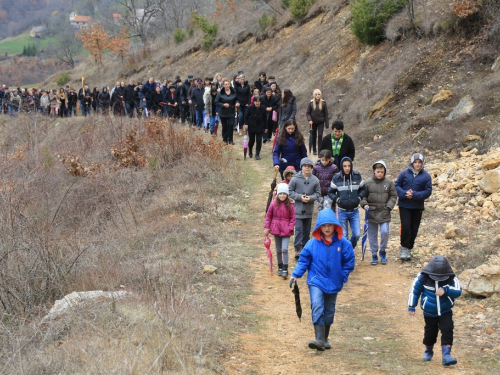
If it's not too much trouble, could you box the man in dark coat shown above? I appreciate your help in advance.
[179,75,193,125]
[141,77,156,111]
[320,120,356,170]
[123,79,138,118]
[189,78,205,129]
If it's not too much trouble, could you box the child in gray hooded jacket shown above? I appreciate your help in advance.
[289,157,321,260]
[360,160,397,265]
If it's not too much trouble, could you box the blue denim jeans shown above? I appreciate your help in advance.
[194,108,204,128]
[309,285,338,325]
[238,105,248,128]
[338,208,360,249]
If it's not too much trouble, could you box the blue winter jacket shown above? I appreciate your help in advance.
[272,132,308,175]
[408,273,462,317]
[291,209,355,294]
[395,166,432,210]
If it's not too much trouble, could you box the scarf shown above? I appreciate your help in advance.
[331,132,344,157]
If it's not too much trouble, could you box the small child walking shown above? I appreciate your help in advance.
[408,255,462,366]
[264,183,296,278]
[360,160,397,265]
[290,209,355,351]
[313,150,339,211]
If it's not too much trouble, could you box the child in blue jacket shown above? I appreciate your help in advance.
[408,255,462,366]
[290,209,355,351]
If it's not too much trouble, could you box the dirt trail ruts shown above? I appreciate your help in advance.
[223,141,477,375]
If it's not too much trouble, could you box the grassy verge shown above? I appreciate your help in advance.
[0,33,57,55]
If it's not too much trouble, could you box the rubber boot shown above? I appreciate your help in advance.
[442,345,457,366]
[282,264,288,278]
[380,251,387,264]
[308,325,325,351]
[277,263,283,276]
[324,325,332,349]
[422,345,434,361]
[294,245,302,260]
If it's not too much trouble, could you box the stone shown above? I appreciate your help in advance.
[461,256,500,297]
[431,90,453,105]
[463,134,482,145]
[492,56,500,72]
[445,95,474,121]
[479,169,500,194]
[482,157,500,171]
[204,265,218,274]
[444,223,459,239]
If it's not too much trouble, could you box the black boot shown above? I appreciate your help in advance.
[324,325,332,349]
[277,263,283,276]
[249,149,253,158]
[308,325,325,351]
[282,264,288,278]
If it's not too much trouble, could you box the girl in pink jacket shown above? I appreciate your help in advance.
[264,183,296,278]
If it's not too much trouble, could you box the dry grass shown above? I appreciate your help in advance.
[0,113,255,374]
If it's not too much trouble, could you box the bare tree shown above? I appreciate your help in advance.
[51,29,82,68]
[113,0,162,43]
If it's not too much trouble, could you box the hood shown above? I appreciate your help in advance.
[409,153,425,173]
[422,255,455,281]
[372,160,387,178]
[312,209,343,241]
[340,156,353,177]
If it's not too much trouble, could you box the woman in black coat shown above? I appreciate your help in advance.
[278,89,297,128]
[215,79,239,145]
[260,87,280,143]
[243,96,267,160]
[306,89,329,155]
[97,86,110,115]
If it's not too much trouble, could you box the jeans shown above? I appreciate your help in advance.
[367,221,389,255]
[338,209,360,249]
[208,115,218,133]
[194,107,204,128]
[294,218,312,248]
[309,285,338,325]
[274,235,290,265]
[238,105,248,129]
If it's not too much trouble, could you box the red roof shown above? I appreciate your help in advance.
[113,13,122,18]
[73,15,92,23]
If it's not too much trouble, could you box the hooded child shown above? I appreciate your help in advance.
[360,160,397,265]
[289,157,321,260]
[313,149,339,212]
[264,183,296,278]
[408,255,462,366]
[395,153,432,260]
[290,209,355,351]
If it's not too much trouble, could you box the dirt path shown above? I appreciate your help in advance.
[223,141,482,375]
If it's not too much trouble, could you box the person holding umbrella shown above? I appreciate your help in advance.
[306,89,329,155]
[290,208,355,351]
[264,183,296,278]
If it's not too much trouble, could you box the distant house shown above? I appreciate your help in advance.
[30,26,48,38]
[69,12,93,29]
[112,13,122,25]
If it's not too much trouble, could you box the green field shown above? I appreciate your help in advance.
[0,32,57,56]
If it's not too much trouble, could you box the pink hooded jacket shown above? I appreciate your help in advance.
[264,199,296,237]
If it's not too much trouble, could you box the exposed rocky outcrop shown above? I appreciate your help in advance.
[460,255,500,297]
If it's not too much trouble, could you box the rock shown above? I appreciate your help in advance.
[479,169,500,194]
[492,56,500,72]
[42,290,131,322]
[460,256,500,297]
[444,223,459,239]
[482,157,500,171]
[431,90,453,105]
[204,265,218,274]
[463,134,482,145]
[445,95,474,121]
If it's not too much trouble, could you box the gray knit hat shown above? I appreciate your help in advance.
[300,157,314,168]
[276,183,289,196]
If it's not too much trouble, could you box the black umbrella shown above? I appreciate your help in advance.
[308,124,313,153]
[265,169,279,213]
[290,279,302,322]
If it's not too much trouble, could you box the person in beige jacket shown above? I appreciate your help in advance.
[360,160,397,265]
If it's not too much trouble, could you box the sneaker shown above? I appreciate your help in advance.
[313,151,317,155]
[400,246,408,260]
[278,268,283,276]
[406,249,412,261]
[282,268,288,278]
[371,255,378,265]
[380,252,387,264]
[263,138,267,144]
[255,155,261,160]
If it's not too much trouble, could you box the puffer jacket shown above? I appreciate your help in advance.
[306,99,329,126]
[234,80,251,106]
[359,160,397,224]
[244,103,267,133]
[328,157,364,210]
[272,132,308,174]
[215,87,238,118]
[396,163,432,210]
[408,256,462,317]
[313,160,339,196]
[291,209,355,294]
[288,171,321,219]
[278,96,297,127]
[264,199,296,237]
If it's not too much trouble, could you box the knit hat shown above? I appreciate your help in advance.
[276,183,289,196]
[300,157,314,168]
[283,166,296,178]
[411,153,424,163]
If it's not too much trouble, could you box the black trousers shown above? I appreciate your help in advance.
[221,116,235,144]
[312,122,325,153]
[423,311,454,346]
[248,131,263,156]
[399,207,423,249]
